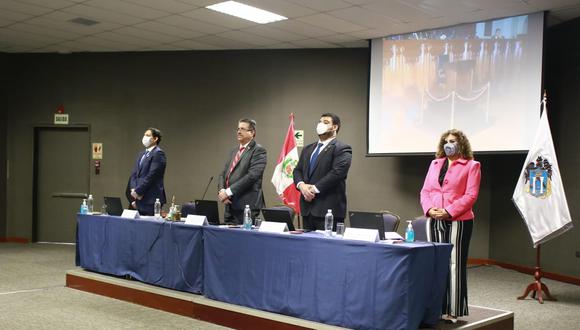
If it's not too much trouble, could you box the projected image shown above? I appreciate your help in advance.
[368,13,543,154]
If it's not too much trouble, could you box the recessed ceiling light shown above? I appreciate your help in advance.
[206,1,287,24]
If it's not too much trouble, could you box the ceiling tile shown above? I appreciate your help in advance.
[242,0,317,18]
[270,19,336,38]
[19,0,77,10]
[361,1,437,23]
[26,12,123,35]
[290,38,340,48]
[181,8,258,29]
[0,9,34,21]
[329,6,399,29]
[242,25,306,42]
[337,40,369,48]
[94,31,159,47]
[73,35,143,50]
[286,0,353,11]
[267,42,299,49]
[321,33,360,43]
[84,0,170,20]
[170,38,221,50]
[63,4,145,25]
[194,34,256,49]
[156,14,228,34]
[134,21,205,39]
[123,0,199,14]
[297,13,367,33]
[0,0,53,16]
[173,0,217,6]
[113,26,183,43]
[7,22,81,40]
[218,30,280,46]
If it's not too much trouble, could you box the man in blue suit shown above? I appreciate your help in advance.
[129,127,167,216]
[293,113,352,230]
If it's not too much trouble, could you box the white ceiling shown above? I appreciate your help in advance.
[1,0,580,53]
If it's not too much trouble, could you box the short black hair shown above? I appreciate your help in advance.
[147,127,162,145]
[321,113,341,133]
[239,118,257,132]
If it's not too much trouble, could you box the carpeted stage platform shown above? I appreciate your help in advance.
[66,268,513,330]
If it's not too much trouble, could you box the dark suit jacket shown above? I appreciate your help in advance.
[293,139,352,218]
[129,146,167,208]
[218,140,267,211]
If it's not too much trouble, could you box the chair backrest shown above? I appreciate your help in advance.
[411,216,430,241]
[380,211,401,232]
[261,205,296,231]
[348,211,386,240]
[181,202,196,217]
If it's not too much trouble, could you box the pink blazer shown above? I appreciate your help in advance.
[420,157,481,221]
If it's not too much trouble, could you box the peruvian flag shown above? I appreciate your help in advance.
[271,113,301,215]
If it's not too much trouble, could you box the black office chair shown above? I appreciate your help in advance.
[411,216,431,241]
[380,210,401,232]
[262,205,296,228]
[181,202,196,217]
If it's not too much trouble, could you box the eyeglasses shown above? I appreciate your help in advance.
[236,128,254,132]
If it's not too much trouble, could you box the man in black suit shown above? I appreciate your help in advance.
[129,127,167,216]
[293,113,352,230]
[218,118,267,224]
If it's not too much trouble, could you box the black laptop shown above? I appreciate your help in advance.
[348,211,386,240]
[103,196,124,216]
[194,200,220,225]
[261,208,295,231]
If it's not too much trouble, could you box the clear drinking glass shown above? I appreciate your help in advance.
[336,222,345,238]
[101,204,108,215]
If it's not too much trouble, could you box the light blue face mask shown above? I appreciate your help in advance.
[444,142,458,156]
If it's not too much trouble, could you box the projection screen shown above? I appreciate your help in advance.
[368,12,544,155]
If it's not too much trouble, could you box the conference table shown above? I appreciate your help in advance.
[76,214,204,293]
[76,214,452,330]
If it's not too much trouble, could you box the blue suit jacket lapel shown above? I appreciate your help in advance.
[307,140,335,179]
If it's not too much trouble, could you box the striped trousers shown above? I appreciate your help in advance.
[427,219,473,317]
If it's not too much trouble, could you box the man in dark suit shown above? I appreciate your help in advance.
[129,127,167,216]
[218,118,267,224]
[293,113,352,230]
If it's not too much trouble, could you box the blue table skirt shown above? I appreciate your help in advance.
[77,215,203,294]
[203,227,451,330]
[77,215,451,329]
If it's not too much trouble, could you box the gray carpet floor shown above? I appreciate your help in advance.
[1,242,579,329]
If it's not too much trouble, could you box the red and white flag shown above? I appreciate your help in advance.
[271,113,301,214]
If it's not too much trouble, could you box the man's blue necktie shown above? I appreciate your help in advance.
[309,143,324,176]
[139,151,150,168]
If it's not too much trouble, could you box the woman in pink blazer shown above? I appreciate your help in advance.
[420,129,481,323]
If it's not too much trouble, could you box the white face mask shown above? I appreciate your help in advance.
[316,122,330,135]
[142,135,153,148]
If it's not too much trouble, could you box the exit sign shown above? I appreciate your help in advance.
[54,113,69,125]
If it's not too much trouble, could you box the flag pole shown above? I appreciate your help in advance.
[516,91,556,304]
[517,243,556,303]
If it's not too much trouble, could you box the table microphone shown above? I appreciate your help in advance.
[201,176,213,200]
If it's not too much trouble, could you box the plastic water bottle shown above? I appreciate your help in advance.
[80,199,88,214]
[87,194,94,214]
[324,209,333,237]
[243,205,252,230]
[154,198,161,219]
[405,220,415,242]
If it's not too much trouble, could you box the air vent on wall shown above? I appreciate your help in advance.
[68,17,100,26]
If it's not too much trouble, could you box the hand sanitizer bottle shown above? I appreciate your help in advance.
[405,220,415,242]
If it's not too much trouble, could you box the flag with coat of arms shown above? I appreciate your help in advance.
[271,113,301,214]
[512,95,574,247]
